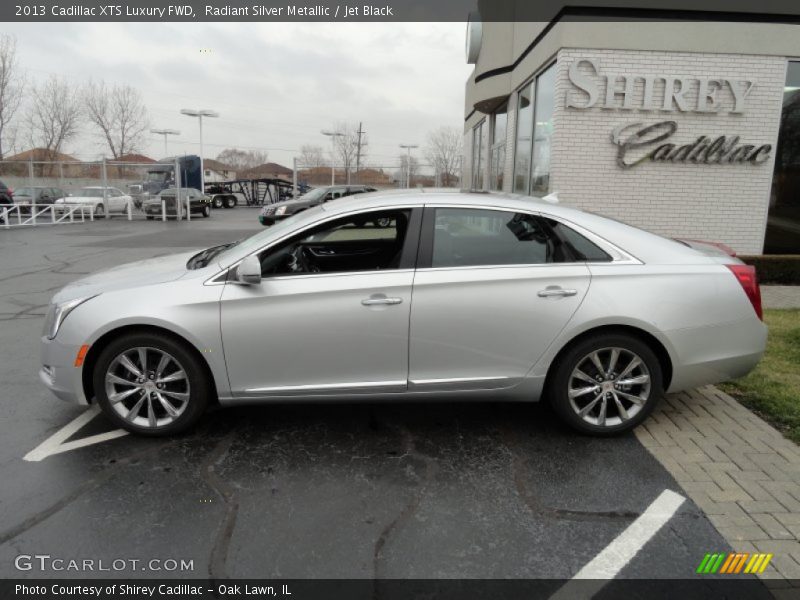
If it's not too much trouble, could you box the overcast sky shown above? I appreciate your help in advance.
[7,22,472,168]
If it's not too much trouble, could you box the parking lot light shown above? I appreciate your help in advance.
[180,109,219,193]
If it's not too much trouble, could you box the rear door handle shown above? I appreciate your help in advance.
[538,288,578,298]
[361,297,403,306]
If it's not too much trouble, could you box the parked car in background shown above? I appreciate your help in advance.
[0,180,12,223]
[143,188,212,219]
[39,190,766,437]
[13,187,65,213]
[259,184,377,225]
[54,186,133,218]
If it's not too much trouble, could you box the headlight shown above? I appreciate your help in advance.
[43,295,98,340]
[275,206,287,215]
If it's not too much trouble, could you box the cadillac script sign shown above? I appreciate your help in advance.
[565,57,772,168]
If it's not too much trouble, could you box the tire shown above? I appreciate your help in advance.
[212,196,223,209]
[95,204,105,219]
[548,333,663,436]
[93,332,211,436]
[224,195,236,209]
[375,217,392,228]
[146,216,154,220]
[202,205,211,218]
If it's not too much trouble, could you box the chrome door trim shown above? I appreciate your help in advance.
[409,376,509,385]
[245,380,406,393]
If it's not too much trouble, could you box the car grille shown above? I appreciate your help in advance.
[262,205,278,215]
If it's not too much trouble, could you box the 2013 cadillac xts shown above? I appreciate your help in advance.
[40,190,767,436]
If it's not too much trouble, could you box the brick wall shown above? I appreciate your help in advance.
[550,48,787,255]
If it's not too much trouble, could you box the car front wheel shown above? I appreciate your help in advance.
[548,333,663,436]
[93,333,211,436]
[202,205,211,218]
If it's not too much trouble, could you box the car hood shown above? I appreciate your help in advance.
[52,250,200,303]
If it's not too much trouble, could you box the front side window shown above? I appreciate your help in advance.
[431,208,564,267]
[259,209,412,276]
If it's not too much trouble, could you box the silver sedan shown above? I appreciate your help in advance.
[39,190,767,436]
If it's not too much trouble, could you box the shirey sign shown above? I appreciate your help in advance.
[565,58,773,168]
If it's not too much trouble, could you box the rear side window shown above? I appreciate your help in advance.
[431,208,567,267]
[543,218,612,262]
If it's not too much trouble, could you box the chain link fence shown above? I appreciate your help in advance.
[292,161,463,189]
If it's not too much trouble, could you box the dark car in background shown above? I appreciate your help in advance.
[13,186,65,212]
[0,180,12,223]
[259,184,377,226]
[143,188,212,219]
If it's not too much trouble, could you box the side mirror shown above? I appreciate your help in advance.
[237,255,262,285]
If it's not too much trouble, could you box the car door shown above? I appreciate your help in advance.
[220,207,422,398]
[408,206,591,391]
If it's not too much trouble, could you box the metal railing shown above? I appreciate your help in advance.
[1,203,96,229]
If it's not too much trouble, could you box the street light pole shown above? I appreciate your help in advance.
[321,130,344,186]
[150,128,180,156]
[399,144,418,189]
[180,109,219,192]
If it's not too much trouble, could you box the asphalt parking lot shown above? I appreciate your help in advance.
[0,210,772,592]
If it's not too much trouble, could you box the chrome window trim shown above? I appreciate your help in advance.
[203,204,424,286]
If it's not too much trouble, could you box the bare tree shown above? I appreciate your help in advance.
[216,148,269,170]
[299,144,325,169]
[329,122,367,184]
[425,126,462,187]
[0,33,24,160]
[25,75,82,160]
[84,81,150,159]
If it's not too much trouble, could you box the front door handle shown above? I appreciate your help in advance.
[361,296,403,306]
[537,288,578,298]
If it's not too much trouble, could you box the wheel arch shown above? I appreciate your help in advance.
[81,324,219,405]
[542,324,673,395]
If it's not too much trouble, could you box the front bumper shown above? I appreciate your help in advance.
[40,335,88,405]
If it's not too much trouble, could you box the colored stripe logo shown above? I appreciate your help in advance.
[696,552,773,574]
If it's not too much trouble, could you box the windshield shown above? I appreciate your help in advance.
[147,171,169,181]
[215,205,325,264]
[159,188,194,198]
[77,188,105,197]
[15,187,33,196]
[296,187,327,203]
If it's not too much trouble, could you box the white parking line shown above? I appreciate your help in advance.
[23,406,129,462]
[550,489,686,599]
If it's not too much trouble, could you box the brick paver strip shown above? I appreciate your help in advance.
[636,386,800,586]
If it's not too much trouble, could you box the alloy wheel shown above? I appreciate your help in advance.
[567,347,651,428]
[104,346,190,428]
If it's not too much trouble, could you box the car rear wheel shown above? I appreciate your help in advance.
[93,333,211,436]
[212,196,223,209]
[224,195,236,209]
[548,333,663,436]
[94,203,105,218]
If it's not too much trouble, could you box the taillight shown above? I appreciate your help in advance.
[726,264,762,321]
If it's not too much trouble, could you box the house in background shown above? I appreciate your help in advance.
[238,162,293,180]
[203,159,236,182]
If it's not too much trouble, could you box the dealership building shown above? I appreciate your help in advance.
[463,13,800,255]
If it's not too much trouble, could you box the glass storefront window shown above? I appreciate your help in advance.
[766,62,800,254]
[471,119,486,190]
[531,64,556,196]
[490,103,507,191]
[513,84,533,193]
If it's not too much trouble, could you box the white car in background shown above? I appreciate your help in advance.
[54,186,133,218]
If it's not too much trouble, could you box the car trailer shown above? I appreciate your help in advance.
[205,178,306,209]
